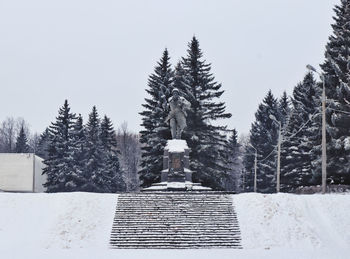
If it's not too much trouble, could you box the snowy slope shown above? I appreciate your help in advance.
[0,192,349,258]
[0,192,117,249]
[234,193,350,249]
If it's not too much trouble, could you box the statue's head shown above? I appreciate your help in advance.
[172,88,179,99]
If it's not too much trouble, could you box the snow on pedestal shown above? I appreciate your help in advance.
[165,139,189,153]
[142,139,212,191]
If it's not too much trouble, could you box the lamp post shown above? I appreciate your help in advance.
[269,114,281,193]
[249,144,258,192]
[306,64,327,194]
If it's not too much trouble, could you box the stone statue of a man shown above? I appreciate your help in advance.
[164,88,191,139]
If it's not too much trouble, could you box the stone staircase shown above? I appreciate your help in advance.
[110,192,242,249]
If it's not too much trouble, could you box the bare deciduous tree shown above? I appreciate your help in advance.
[28,132,40,153]
[0,117,17,152]
[117,122,141,192]
[0,117,32,153]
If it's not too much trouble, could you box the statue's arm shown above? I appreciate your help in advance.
[183,98,191,110]
[161,95,168,110]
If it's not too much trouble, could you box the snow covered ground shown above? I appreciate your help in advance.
[235,193,350,249]
[0,192,349,258]
[0,192,117,250]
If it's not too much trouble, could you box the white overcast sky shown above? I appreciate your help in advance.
[0,0,340,136]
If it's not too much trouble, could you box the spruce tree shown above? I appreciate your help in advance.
[181,37,232,190]
[100,115,125,192]
[43,100,77,192]
[278,91,291,128]
[36,128,50,159]
[69,114,87,191]
[173,61,190,99]
[320,0,350,184]
[82,106,105,192]
[280,73,321,191]
[139,49,174,187]
[15,125,29,153]
[244,90,279,193]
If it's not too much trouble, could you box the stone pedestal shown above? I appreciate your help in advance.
[142,139,211,192]
[161,140,192,183]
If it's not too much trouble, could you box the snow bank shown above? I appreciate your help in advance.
[234,193,350,249]
[0,192,117,249]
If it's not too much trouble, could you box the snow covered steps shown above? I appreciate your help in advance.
[109,192,242,249]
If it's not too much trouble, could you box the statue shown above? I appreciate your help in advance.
[164,89,191,139]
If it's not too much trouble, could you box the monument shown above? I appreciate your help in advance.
[165,88,190,140]
[143,89,211,191]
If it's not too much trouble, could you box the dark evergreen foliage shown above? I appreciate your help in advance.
[280,73,321,191]
[139,49,174,187]
[69,114,87,190]
[15,125,29,153]
[100,115,125,192]
[244,90,279,193]
[320,0,350,184]
[43,102,123,193]
[43,100,78,192]
[35,128,50,159]
[180,37,232,190]
[278,91,291,128]
[82,106,105,192]
[173,61,190,100]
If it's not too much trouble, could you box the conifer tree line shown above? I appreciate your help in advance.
[242,0,350,193]
[41,101,123,192]
[39,100,140,193]
[140,36,237,191]
[321,0,350,185]
[242,82,322,193]
[0,106,140,193]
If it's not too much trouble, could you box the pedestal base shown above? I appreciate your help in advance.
[161,169,193,182]
[142,139,212,192]
[142,181,212,192]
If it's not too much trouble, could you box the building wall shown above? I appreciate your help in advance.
[0,153,46,192]
[0,153,34,192]
[34,155,46,192]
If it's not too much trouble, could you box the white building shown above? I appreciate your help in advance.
[0,153,46,192]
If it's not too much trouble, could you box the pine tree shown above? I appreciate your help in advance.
[100,115,125,192]
[139,49,174,187]
[82,106,105,192]
[173,61,190,99]
[43,100,78,192]
[69,114,87,191]
[244,90,279,193]
[320,0,350,185]
[278,91,291,128]
[225,129,243,192]
[280,73,321,191]
[15,125,29,153]
[36,128,50,159]
[181,37,232,190]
